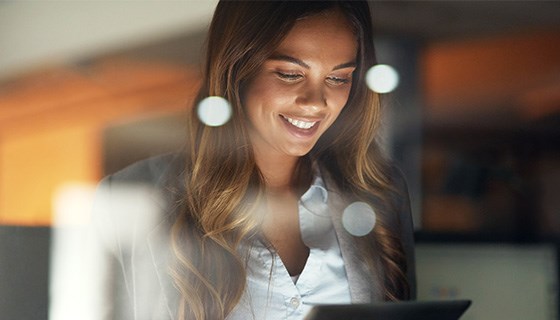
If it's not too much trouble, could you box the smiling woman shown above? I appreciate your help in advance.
[245,9,356,162]
[90,1,416,320]
[244,9,358,289]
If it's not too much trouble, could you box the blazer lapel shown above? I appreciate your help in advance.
[145,154,185,319]
[323,174,383,303]
[147,216,179,319]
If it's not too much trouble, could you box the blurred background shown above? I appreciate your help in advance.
[0,1,559,319]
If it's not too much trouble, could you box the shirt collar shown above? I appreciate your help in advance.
[300,164,328,204]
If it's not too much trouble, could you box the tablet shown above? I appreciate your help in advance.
[304,300,472,320]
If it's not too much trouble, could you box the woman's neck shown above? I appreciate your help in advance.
[253,151,299,193]
[254,154,314,200]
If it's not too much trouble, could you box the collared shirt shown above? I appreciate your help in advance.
[227,173,352,320]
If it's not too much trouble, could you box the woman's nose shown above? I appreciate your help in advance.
[295,82,326,111]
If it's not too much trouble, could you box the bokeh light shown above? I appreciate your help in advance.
[49,183,164,320]
[342,201,377,236]
[365,64,400,94]
[197,96,232,127]
[52,183,96,226]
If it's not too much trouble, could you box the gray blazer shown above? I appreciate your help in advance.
[89,153,416,320]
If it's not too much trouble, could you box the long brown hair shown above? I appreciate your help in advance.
[170,1,409,319]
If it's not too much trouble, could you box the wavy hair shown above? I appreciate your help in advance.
[170,1,409,319]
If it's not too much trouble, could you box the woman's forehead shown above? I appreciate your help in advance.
[273,10,358,64]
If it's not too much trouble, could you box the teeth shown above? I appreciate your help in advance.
[282,115,316,129]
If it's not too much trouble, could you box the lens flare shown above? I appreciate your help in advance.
[49,183,163,320]
[365,64,399,94]
[342,201,376,236]
[197,96,232,127]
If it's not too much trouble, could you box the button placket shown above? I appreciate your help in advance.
[288,296,301,309]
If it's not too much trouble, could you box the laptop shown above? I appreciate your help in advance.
[304,300,472,320]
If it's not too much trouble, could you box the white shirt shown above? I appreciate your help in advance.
[227,173,352,320]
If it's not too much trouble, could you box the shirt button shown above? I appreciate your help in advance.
[289,297,300,309]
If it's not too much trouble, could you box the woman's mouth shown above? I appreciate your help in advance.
[280,114,317,129]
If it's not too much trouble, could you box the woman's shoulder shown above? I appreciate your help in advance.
[91,153,185,253]
[93,152,186,230]
[104,152,185,187]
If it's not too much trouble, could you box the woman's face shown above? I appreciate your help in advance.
[244,9,357,160]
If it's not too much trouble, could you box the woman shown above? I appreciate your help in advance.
[91,1,415,320]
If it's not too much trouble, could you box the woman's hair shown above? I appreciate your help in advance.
[170,1,409,319]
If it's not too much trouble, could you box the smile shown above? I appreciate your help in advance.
[280,115,317,129]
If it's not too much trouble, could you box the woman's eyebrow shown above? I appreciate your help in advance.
[269,54,310,69]
[333,61,357,70]
[268,54,356,71]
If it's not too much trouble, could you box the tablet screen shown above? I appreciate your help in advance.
[304,300,472,320]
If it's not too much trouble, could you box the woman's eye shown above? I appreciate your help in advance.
[326,75,352,86]
[275,72,303,82]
